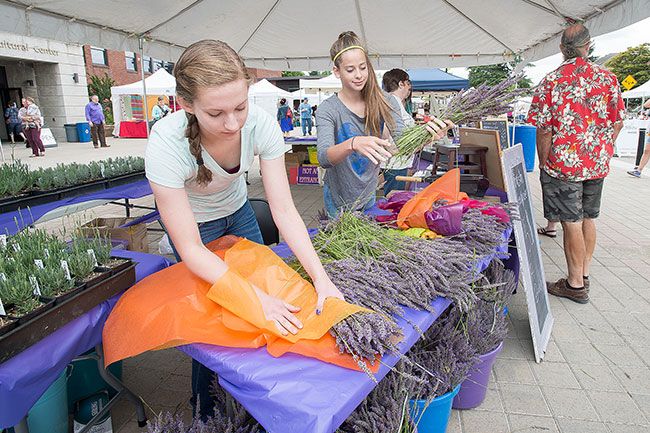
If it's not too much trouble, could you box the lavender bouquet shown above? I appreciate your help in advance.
[337,362,428,433]
[395,75,529,158]
[406,308,479,397]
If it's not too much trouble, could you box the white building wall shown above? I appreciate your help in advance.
[0,31,89,142]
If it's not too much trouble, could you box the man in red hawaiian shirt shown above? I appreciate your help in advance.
[528,24,625,304]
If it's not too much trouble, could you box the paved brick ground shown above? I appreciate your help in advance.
[4,136,648,433]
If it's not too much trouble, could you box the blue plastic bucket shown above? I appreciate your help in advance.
[27,368,69,433]
[509,125,537,172]
[409,385,461,433]
[76,122,92,142]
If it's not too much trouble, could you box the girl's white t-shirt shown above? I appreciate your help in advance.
[145,105,286,222]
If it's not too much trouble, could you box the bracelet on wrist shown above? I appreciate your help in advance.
[350,136,356,152]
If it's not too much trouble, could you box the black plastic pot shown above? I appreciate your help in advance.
[16,298,55,325]
[104,258,132,274]
[0,317,17,337]
[54,282,87,305]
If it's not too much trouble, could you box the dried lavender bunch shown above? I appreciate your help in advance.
[450,207,511,260]
[395,75,529,157]
[338,362,424,433]
[147,411,260,433]
[407,308,478,396]
[147,380,261,433]
[461,260,515,354]
[331,312,403,365]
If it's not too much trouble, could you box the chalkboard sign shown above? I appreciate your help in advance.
[502,144,553,363]
[481,119,509,151]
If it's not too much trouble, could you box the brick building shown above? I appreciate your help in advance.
[83,45,282,87]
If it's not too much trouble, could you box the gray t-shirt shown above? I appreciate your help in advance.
[316,93,405,212]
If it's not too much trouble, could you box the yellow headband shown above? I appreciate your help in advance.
[332,45,365,63]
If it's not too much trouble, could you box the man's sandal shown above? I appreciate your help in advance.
[537,227,557,238]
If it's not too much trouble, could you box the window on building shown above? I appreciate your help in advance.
[90,46,108,66]
[125,51,137,72]
[152,58,164,72]
[143,56,152,73]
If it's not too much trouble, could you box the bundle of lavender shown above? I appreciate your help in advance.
[394,75,529,158]
[337,361,429,433]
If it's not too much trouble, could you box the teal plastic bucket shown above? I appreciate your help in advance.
[67,349,122,409]
[509,125,537,172]
[27,368,69,433]
[409,385,461,433]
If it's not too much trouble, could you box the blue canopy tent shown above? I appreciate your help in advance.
[406,69,469,91]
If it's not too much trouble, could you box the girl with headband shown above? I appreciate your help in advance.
[145,39,344,419]
[316,31,453,216]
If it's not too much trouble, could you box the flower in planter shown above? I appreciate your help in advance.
[0,273,41,316]
[35,265,74,297]
[68,250,95,281]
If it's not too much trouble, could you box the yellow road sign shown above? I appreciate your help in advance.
[622,75,637,91]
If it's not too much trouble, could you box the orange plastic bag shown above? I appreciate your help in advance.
[397,168,468,230]
[102,236,368,371]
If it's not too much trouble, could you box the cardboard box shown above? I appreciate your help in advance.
[81,217,148,252]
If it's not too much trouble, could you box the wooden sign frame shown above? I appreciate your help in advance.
[459,127,505,191]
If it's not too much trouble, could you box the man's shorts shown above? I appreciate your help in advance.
[7,122,22,135]
[540,170,604,222]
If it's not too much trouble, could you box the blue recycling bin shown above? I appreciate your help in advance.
[76,122,91,143]
[509,125,537,172]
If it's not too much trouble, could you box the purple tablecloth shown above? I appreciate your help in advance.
[0,180,153,235]
[179,224,511,433]
[0,249,171,428]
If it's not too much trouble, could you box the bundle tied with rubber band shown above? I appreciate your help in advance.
[102,236,375,372]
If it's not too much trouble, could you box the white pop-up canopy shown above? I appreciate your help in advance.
[111,69,176,96]
[110,69,176,136]
[622,80,650,99]
[1,0,648,70]
[248,79,292,118]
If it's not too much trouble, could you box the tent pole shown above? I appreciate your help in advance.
[139,36,150,138]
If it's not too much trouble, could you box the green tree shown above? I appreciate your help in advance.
[605,43,650,89]
[281,71,305,77]
[309,70,332,76]
[87,73,116,124]
[468,63,532,88]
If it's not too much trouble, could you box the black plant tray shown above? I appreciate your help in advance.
[0,171,145,215]
[0,318,17,337]
[106,172,146,188]
[0,261,135,363]
[104,257,132,274]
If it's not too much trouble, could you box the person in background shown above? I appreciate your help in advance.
[528,24,625,304]
[276,98,293,137]
[17,100,30,148]
[316,31,452,217]
[20,97,45,157]
[299,97,313,136]
[152,96,171,123]
[4,101,26,145]
[381,68,416,195]
[85,95,109,148]
[538,220,559,238]
[627,99,650,178]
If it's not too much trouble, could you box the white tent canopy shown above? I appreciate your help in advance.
[300,75,342,91]
[1,1,648,70]
[248,79,292,118]
[111,69,176,96]
[622,80,650,99]
[110,69,176,137]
